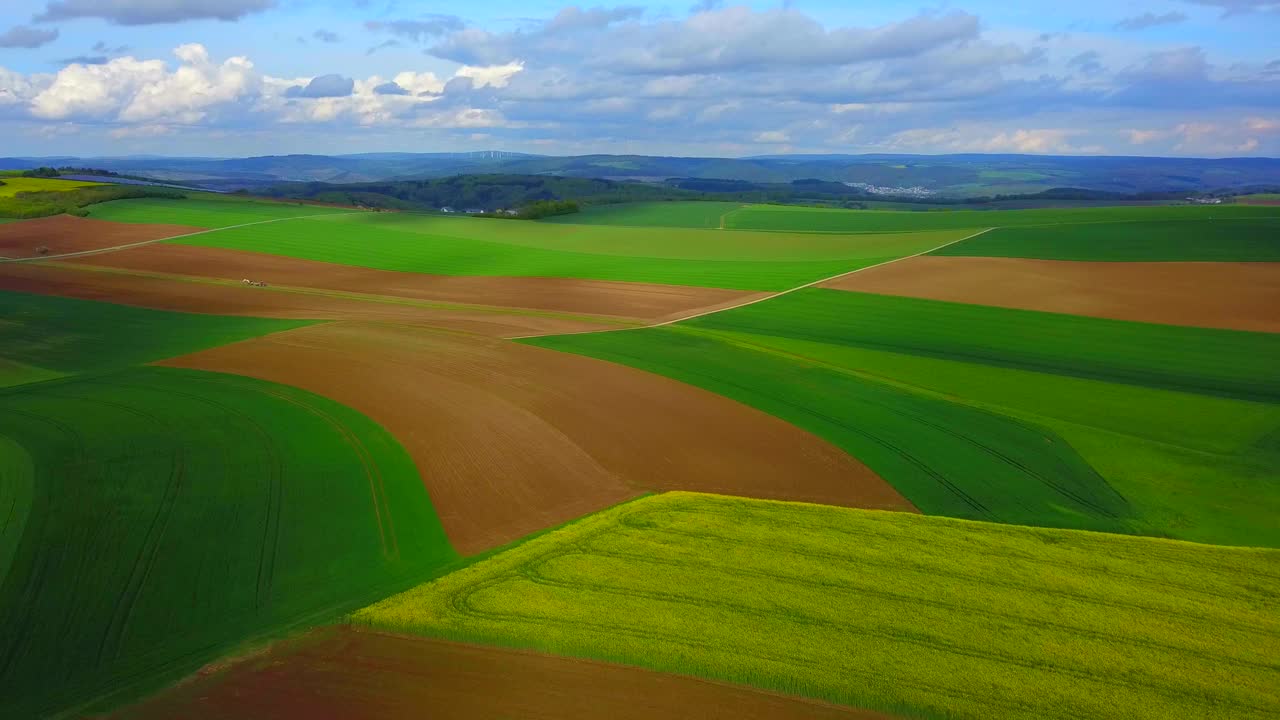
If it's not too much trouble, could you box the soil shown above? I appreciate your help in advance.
[110,627,892,720]
[74,243,763,321]
[0,214,203,259]
[824,256,1280,333]
[0,262,625,337]
[160,322,913,554]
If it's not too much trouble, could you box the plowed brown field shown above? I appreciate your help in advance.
[0,261,622,336]
[824,255,1280,332]
[75,243,764,321]
[161,322,911,553]
[0,215,201,258]
[112,628,890,720]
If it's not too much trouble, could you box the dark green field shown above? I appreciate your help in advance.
[529,290,1280,546]
[0,291,311,385]
[935,218,1280,261]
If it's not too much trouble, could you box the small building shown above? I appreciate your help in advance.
[439,206,455,213]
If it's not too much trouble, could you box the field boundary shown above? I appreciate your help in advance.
[0,212,366,264]
[507,227,994,339]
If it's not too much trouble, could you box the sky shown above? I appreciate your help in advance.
[0,0,1278,158]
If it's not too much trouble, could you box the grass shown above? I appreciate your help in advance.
[529,290,1280,545]
[542,201,746,228]
[85,195,354,228]
[167,211,973,291]
[354,492,1280,720]
[0,177,103,197]
[0,290,312,386]
[0,366,459,718]
[724,202,1278,233]
[934,218,1280,261]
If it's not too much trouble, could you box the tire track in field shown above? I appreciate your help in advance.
[577,541,1280,674]
[100,376,288,610]
[511,554,1275,714]
[443,573,1052,720]
[26,386,189,665]
[647,501,1280,596]
[615,508,1280,639]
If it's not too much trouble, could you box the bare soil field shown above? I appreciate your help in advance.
[0,215,202,258]
[76,243,764,321]
[111,628,889,720]
[161,322,911,553]
[824,256,1280,332]
[0,262,624,337]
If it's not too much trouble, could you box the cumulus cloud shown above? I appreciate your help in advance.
[1115,12,1188,30]
[313,29,340,44]
[35,0,276,25]
[0,25,59,48]
[284,74,355,99]
[373,81,408,95]
[429,7,983,74]
[57,55,110,65]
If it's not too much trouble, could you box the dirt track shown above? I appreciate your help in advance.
[75,243,765,321]
[824,256,1280,333]
[0,262,622,337]
[0,215,203,259]
[113,628,890,720]
[161,322,912,554]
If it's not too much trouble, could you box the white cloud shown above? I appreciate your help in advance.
[455,62,524,89]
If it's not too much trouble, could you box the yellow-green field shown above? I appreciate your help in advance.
[356,492,1280,720]
[0,176,103,197]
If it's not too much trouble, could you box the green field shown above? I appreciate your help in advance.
[529,290,1280,545]
[543,201,746,228]
[0,367,458,717]
[935,218,1280,261]
[166,211,972,291]
[86,195,354,228]
[0,290,311,386]
[725,202,1278,233]
[355,492,1280,720]
[0,177,103,197]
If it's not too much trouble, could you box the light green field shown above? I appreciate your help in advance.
[85,195,354,228]
[167,211,972,291]
[0,290,312,386]
[355,492,1280,720]
[529,290,1280,545]
[0,176,103,197]
[0,367,458,718]
[543,201,746,228]
[725,202,1278,233]
[935,218,1280,261]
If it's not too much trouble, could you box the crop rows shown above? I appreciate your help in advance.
[355,492,1280,720]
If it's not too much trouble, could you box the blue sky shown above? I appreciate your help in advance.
[1,0,1277,157]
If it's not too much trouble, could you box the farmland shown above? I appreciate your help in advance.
[935,218,1280,261]
[87,195,352,228]
[0,176,103,197]
[530,290,1280,546]
[161,210,974,290]
[1,185,1279,719]
[355,492,1280,720]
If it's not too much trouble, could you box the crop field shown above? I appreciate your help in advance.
[355,492,1280,720]
[934,218,1280,261]
[529,290,1280,544]
[86,195,352,228]
[0,176,103,197]
[166,211,972,290]
[723,202,1277,232]
[544,201,745,228]
[0,289,311,384]
[0,367,457,717]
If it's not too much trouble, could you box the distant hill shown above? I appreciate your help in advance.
[2,152,1278,197]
